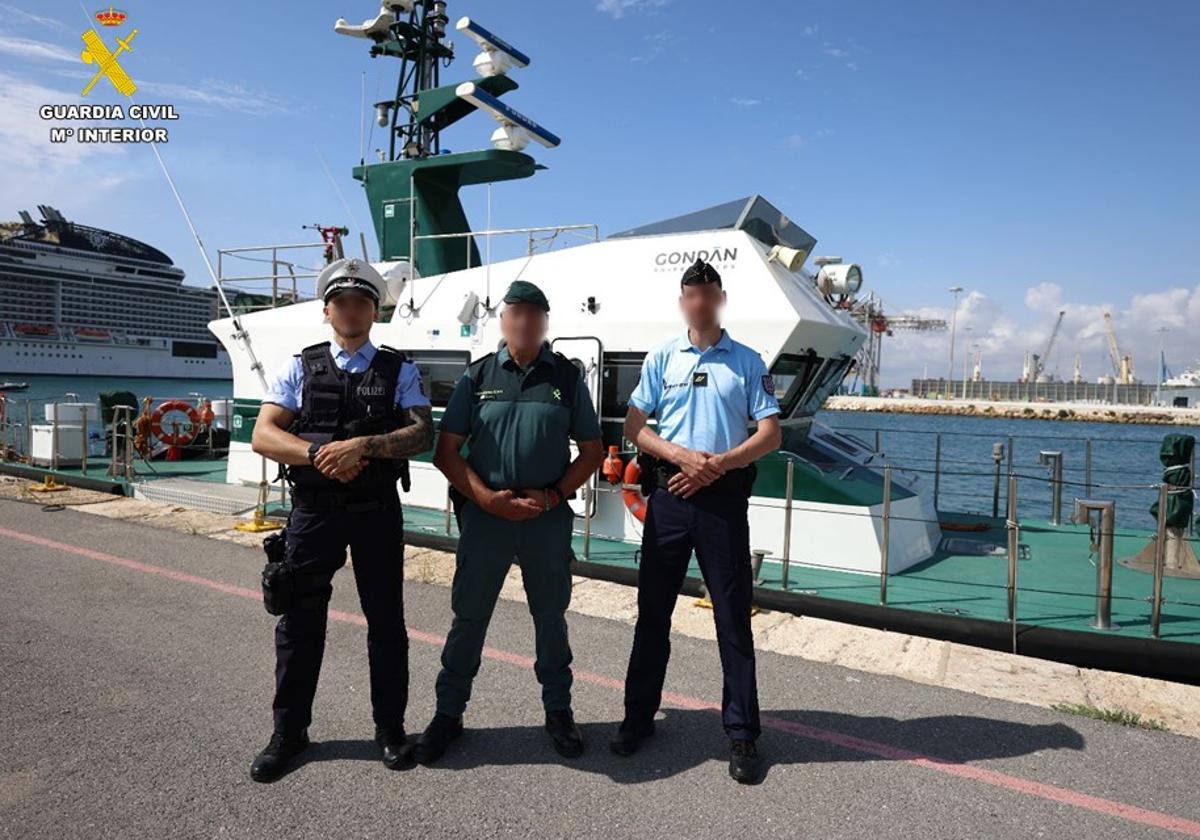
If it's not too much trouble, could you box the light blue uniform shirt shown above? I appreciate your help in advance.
[263,340,430,412]
[628,330,780,454]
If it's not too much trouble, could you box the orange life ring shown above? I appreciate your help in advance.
[622,460,649,523]
[151,399,202,446]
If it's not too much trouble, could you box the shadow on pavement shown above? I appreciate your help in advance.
[291,709,1084,785]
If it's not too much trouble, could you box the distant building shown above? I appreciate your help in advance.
[910,378,1158,405]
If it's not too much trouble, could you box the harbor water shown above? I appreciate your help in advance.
[819,409,1197,531]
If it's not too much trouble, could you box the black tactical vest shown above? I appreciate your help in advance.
[285,341,412,493]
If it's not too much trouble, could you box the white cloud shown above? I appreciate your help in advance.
[596,0,671,18]
[879,283,1200,387]
[731,97,762,107]
[0,30,76,62]
[0,70,134,215]
[628,30,674,63]
[803,24,819,36]
[785,133,806,149]
[136,78,291,116]
[0,4,71,32]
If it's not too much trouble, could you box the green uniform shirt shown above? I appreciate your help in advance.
[439,344,602,490]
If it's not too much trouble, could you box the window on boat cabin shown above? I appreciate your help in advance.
[768,350,825,418]
[601,352,647,420]
[397,349,471,408]
[805,354,854,409]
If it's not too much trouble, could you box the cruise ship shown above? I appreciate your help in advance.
[0,205,230,379]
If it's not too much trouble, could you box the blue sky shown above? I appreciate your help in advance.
[1,0,1197,386]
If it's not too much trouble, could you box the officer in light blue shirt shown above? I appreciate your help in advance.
[248,257,434,782]
[264,341,429,414]
[627,330,781,454]
[612,258,781,786]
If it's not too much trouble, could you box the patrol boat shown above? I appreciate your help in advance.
[207,2,1198,683]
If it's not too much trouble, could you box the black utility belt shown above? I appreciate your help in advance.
[647,458,756,497]
[290,486,399,512]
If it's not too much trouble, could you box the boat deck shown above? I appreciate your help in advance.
[400,505,1200,647]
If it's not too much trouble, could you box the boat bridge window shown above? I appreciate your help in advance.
[601,351,647,420]
[399,349,471,408]
[769,351,824,418]
[768,352,854,418]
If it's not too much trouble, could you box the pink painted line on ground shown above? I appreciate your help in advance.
[4,523,1200,838]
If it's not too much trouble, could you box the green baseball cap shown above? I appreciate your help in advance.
[502,280,550,312]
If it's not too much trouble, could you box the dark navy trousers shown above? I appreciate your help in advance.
[272,488,408,735]
[623,484,761,740]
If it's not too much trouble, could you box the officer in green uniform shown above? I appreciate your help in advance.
[414,280,605,763]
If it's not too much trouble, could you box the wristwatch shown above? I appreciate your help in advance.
[307,442,321,465]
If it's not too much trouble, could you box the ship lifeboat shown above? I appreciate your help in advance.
[74,327,112,341]
[14,323,57,338]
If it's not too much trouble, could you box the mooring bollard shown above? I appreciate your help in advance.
[1074,498,1117,630]
[992,442,1004,518]
[880,465,892,605]
[1151,483,1168,638]
[781,458,794,590]
[1039,450,1064,525]
[1006,474,1020,654]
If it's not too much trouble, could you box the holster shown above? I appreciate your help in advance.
[640,453,757,500]
[637,452,659,497]
[260,528,292,616]
[260,526,336,615]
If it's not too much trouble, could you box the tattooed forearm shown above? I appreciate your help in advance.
[362,405,434,459]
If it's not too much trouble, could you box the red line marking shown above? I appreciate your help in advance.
[5,523,1200,837]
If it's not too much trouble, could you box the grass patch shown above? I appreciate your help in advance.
[1051,703,1168,731]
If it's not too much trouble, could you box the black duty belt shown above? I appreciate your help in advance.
[652,461,754,496]
[290,485,400,512]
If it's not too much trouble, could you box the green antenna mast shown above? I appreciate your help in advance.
[336,1,557,279]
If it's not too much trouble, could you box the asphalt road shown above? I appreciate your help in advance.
[3,497,1200,840]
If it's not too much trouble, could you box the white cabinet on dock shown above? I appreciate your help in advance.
[30,424,88,466]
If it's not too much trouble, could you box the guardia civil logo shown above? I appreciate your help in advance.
[80,6,139,98]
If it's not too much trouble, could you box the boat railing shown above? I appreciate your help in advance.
[213,225,599,313]
[411,223,600,263]
[560,442,1198,649]
[0,394,233,480]
[215,242,331,311]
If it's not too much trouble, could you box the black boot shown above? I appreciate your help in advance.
[545,709,584,758]
[250,730,310,783]
[413,713,463,765]
[728,738,763,785]
[609,718,655,757]
[375,726,413,770]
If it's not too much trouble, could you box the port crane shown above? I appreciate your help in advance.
[848,292,947,395]
[1103,311,1135,384]
[1025,309,1066,382]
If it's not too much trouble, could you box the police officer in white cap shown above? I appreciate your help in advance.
[249,257,433,781]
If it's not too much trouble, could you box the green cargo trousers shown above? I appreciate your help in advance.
[435,499,575,717]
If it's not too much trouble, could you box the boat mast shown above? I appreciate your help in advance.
[380,1,452,162]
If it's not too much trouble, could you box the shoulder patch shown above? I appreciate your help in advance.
[762,374,775,394]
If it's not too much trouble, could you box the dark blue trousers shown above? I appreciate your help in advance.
[623,484,761,740]
[272,490,408,735]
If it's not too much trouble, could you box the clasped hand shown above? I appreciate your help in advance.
[481,488,556,521]
[312,439,368,484]
[667,449,727,499]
